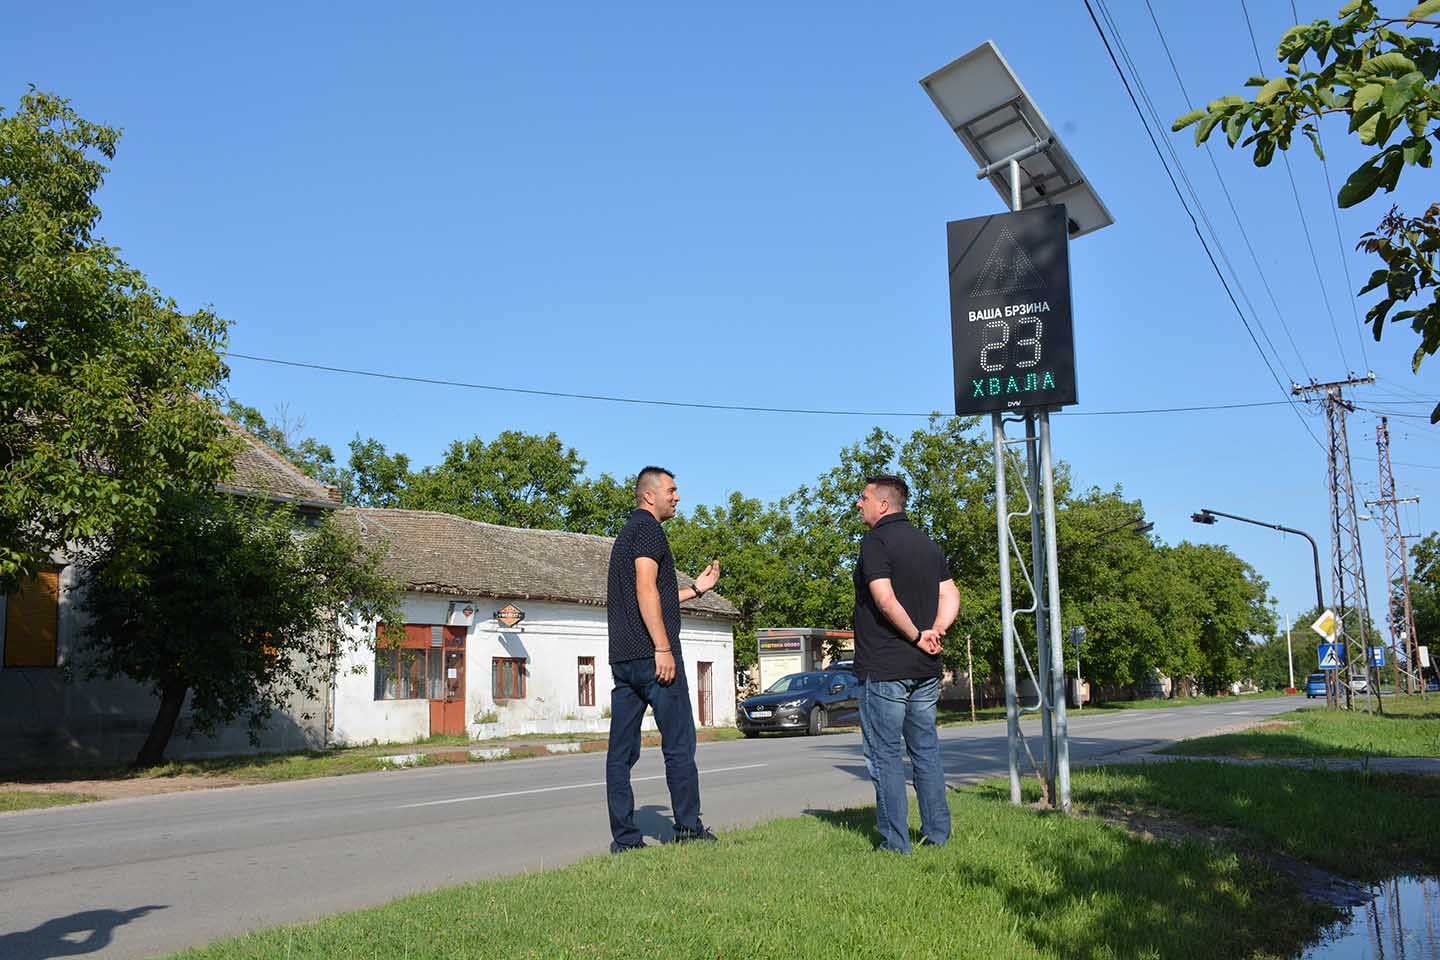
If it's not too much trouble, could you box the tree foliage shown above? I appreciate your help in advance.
[78,492,402,767]
[1,90,234,590]
[1175,1,1440,415]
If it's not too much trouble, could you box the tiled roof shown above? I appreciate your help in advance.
[223,419,342,505]
[341,507,741,622]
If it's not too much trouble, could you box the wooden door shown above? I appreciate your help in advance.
[426,625,467,736]
[697,661,714,727]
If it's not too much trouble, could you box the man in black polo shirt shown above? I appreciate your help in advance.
[853,474,959,853]
[606,465,721,852]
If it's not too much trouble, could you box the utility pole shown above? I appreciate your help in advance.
[1367,416,1423,695]
[1293,373,1380,713]
[1284,612,1294,691]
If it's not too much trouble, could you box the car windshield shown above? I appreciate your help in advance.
[1308,673,1326,682]
[765,673,825,693]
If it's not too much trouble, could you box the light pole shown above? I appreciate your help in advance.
[1191,507,1327,701]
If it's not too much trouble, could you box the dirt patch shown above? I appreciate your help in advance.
[1083,802,1369,909]
[0,774,249,801]
[1248,720,1300,734]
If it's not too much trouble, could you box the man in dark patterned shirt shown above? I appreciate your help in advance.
[605,465,720,852]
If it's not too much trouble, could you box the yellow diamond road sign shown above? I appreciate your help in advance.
[1311,609,1338,640]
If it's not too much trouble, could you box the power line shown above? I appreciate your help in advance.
[1142,0,1313,382]
[225,351,1305,418]
[1239,0,1355,373]
[1288,0,1372,371]
[1096,0,1299,388]
[1081,0,1325,452]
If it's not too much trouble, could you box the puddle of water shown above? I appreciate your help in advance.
[1301,875,1440,959]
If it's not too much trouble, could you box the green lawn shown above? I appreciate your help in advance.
[166,786,1330,960]
[1060,761,1440,879]
[1162,695,1440,760]
[0,790,98,812]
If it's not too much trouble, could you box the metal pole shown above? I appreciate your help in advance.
[1026,413,1055,798]
[993,412,1021,804]
[1038,409,1071,812]
[1074,631,1082,711]
[1285,612,1294,691]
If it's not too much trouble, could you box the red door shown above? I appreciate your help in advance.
[697,661,713,727]
[423,625,467,736]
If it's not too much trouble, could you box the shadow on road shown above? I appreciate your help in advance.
[0,905,167,960]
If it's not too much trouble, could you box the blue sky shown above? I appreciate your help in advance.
[8,0,1439,641]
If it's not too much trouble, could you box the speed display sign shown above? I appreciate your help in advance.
[947,205,1076,415]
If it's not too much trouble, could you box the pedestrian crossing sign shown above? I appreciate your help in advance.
[1317,643,1343,670]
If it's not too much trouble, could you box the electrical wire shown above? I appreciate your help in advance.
[1239,0,1356,373]
[1142,0,1313,382]
[224,351,1308,418]
[1287,0,1372,371]
[1081,0,1325,452]
[1095,0,1299,389]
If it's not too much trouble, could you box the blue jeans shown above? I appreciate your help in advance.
[606,656,702,850]
[859,676,950,853]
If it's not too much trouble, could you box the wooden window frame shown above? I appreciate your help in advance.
[578,656,596,707]
[493,657,527,701]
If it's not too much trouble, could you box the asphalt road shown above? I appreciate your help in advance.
[0,696,1301,960]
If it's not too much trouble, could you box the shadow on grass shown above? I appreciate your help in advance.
[804,806,883,846]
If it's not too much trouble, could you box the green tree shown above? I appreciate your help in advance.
[1171,543,1276,694]
[668,493,799,669]
[225,400,346,490]
[1409,531,1440,644]
[1175,1,1440,415]
[564,473,636,537]
[403,431,585,529]
[344,436,412,508]
[78,492,402,767]
[1,90,233,590]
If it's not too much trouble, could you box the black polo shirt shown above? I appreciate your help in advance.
[607,509,682,664]
[852,512,950,681]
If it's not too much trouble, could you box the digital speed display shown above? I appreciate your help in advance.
[947,205,1076,415]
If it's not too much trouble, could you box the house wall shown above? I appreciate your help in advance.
[0,565,326,771]
[331,594,737,745]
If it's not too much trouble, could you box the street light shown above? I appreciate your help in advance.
[1191,507,1328,702]
[1190,509,1324,614]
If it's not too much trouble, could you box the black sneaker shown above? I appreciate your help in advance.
[671,824,718,844]
[610,840,650,854]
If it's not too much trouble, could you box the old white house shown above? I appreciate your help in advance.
[331,508,739,744]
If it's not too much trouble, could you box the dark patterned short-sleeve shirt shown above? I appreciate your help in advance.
[608,509,681,663]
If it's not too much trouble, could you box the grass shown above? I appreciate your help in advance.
[1059,761,1440,879]
[0,790,98,812]
[165,788,1330,960]
[1162,695,1440,759]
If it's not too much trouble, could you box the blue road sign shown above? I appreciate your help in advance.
[1370,646,1386,668]
[1318,643,1344,670]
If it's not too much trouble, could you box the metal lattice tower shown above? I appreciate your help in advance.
[1367,417,1423,694]
[1293,374,1381,711]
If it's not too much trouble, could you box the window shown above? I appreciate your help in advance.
[493,657,526,700]
[373,624,464,700]
[374,648,441,700]
[578,656,596,706]
[4,568,60,668]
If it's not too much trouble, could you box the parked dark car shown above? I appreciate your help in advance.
[737,670,860,737]
[1304,672,1327,698]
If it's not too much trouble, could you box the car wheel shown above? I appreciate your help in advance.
[742,729,759,739]
[807,706,825,736]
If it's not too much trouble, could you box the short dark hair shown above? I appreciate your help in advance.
[635,465,675,501]
[866,474,908,509]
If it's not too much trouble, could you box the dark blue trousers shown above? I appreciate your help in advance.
[606,656,701,850]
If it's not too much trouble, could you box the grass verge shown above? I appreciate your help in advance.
[1057,761,1440,879]
[0,790,98,812]
[1088,690,1289,711]
[1161,695,1440,759]
[167,787,1333,960]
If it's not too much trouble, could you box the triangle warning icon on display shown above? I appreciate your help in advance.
[970,228,1045,298]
